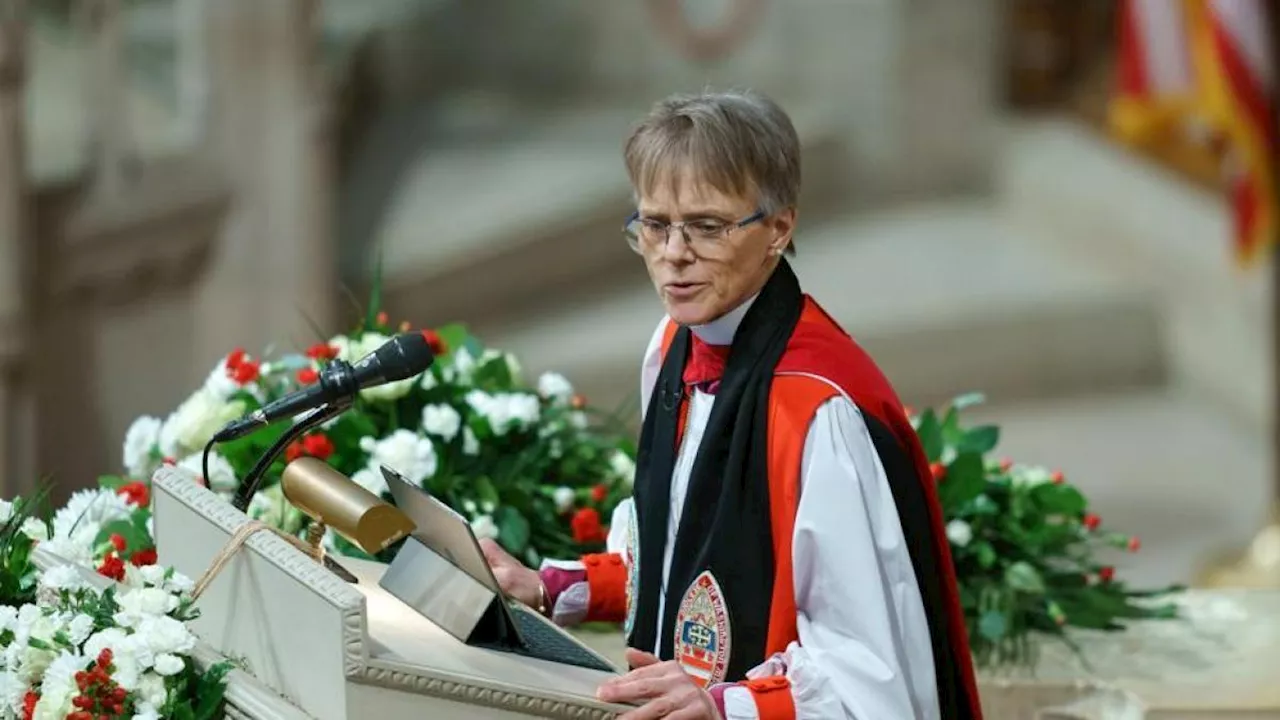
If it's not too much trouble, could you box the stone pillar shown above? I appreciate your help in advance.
[197,0,336,367]
[0,0,33,497]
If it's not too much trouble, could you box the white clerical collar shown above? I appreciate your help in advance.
[690,293,758,346]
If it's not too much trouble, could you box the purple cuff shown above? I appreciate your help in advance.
[707,682,731,718]
[539,566,586,607]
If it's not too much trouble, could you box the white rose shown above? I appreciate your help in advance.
[421,404,462,442]
[462,427,480,456]
[946,519,973,548]
[470,515,499,541]
[177,451,238,492]
[158,389,246,458]
[553,487,575,513]
[360,430,437,484]
[122,416,163,479]
[152,653,185,676]
[537,372,574,404]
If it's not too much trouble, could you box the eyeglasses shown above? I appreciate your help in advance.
[623,209,766,257]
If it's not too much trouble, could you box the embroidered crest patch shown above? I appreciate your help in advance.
[623,508,640,638]
[673,570,731,687]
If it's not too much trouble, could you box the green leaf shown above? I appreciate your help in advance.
[915,410,944,463]
[1004,561,1046,594]
[939,452,985,507]
[1031,483,1088,517]
[952,392,987,410]
[975,542,997,569]
[496,506,531,555]
[978,610,1008,640]
[95,518,150,554]
[97,475,129,491]
[957,425,1000,454]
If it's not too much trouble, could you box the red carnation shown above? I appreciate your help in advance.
[108,534,126,553]
[376,311,389,327]
[297,367,319,385]
[930,462,947,482]
[97,553,125,582]
[999,457,1013,472]
[21,691,37,720]
[422,329,447,355]
[117,481,149,507]
[231,359,260,385]
[1098,566,1115,583]
[305,343,339,361]
[302,433,335,460]
[225,348,247,371]
[571,394,587,410]
[590,484,607,503]
[1082,513,1101,531]
[571,508,606,545]
[1128,536,1141,553]
[1051,470,1065,484]
[130,548,158,567]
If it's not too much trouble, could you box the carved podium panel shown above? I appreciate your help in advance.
[150,466,628,720]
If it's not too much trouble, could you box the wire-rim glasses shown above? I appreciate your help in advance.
[623,209,766,256]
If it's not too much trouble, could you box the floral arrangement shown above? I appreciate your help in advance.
[115,309,637,568]
[0,494,230,719]
[914,393,1180,669]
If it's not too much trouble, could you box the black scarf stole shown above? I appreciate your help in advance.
[627,260,804,682]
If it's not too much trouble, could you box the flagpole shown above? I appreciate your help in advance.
[1199,1,1280,589]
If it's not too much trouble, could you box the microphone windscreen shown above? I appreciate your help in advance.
[373,332,435,381]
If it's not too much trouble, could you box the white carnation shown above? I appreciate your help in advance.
[452,347,477,381]
[51,489,133,541]
[421,404,462,442]
[0,499,12,525]
[462,427,480,456]
[470,514,499,541]
[609,451,636,486]
[946,519,973,548]
[466,391,539,436]
[177,451,238,492]
[152,653,185,676]
[32,652,88,720]
[351,466,388,497]
[0,670,25,715]
[134,615,197,656]
[553,487,575,513]
[537,372,574,404]
[568,411,589,430]
[38,565,87,593]
[122,416,163,479]
[360,430,437,484]
[137,672,168,709]
[20,517,46,542]
[158,389,246,458]
[114,587,180,628]
[420,371,438,390]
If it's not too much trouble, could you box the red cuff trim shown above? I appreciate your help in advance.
[742,676,795,720]
[583,552,627,622]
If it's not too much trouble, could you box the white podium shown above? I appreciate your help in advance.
[149,466,629,720]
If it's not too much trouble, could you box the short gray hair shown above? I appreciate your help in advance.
[623,88,802,218]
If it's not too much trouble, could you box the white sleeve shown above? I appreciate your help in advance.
[722,397,940,720]
[638,316,669,421]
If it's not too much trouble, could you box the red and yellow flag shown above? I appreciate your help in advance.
[1110,0,1276,266]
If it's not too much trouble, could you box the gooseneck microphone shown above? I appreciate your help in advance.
[213,332,435,444]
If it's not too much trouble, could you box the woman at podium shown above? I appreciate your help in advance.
[481,89,982,720]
